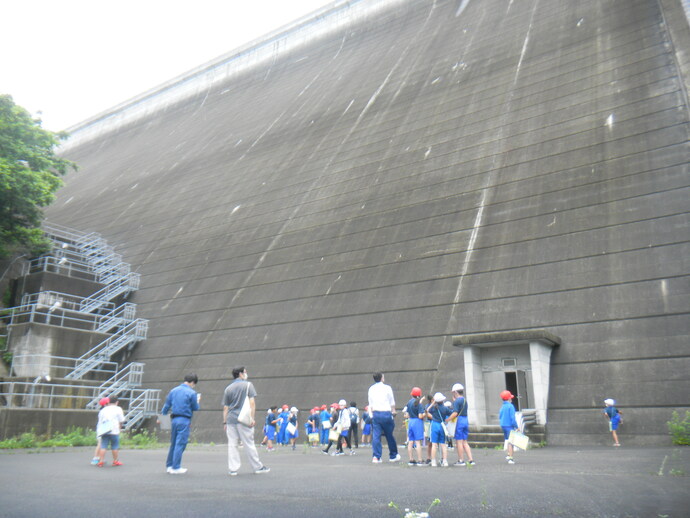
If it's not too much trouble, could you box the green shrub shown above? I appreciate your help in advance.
[0,428,163,449]
[667,411,690,446]
[120,430,161,448]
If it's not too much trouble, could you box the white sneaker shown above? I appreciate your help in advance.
[166,467,173,473]
[431,460,438,467]
[169,468,188,474]
[389,454,402,462]
[441,460,449,467]
[372,457,382,464]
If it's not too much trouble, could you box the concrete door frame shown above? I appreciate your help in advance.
[452,330,561,426]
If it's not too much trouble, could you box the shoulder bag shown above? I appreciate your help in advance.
[237,382,253,427]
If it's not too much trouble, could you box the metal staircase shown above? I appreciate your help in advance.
[65,319,148,380]
[1,223,159,429]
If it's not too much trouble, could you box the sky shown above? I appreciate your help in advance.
[1,0,332,132]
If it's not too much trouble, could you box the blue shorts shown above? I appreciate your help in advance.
[408,418,424,441]
[265,427,276,440]
[341,429,349,437]
[502,426,513,440]
[430,421,446,444]
[454,416,469,441]
[100,433,120,450]
[610,415,621,431]
[362,423,371,435]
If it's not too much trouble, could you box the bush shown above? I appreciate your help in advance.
[120,430,161,448]
[0,427,164,449]
[667,411,690,446]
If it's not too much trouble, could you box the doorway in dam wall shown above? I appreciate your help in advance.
[452,330,561,426]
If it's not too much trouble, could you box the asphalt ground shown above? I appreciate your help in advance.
[0,443,688,517]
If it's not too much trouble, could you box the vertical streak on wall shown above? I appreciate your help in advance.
[433,0,541,391]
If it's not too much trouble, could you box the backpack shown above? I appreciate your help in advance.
[350,408,359,426]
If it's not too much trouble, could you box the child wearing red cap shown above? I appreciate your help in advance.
[96,395,125,467]
[307,407,320,446]
[499,390,518,464]
[405,387,425,466]
[91,397,110,465]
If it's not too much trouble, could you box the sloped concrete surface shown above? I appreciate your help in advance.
[47,0,690,443]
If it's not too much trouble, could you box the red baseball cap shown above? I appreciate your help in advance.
[500,390,514,401]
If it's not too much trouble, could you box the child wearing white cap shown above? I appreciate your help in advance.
[425,392,451,466]
[603,399,622,446]
[447,383,475,466]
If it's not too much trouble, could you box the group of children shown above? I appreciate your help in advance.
[402,383,481,467]
[260,400,374,455]
[93,389,623,468]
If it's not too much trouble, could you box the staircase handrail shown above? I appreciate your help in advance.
[123,389,161,430]
[42,222,101,246]
[65,319,148,379]
[84,362,145,409]
[80,273,140,314]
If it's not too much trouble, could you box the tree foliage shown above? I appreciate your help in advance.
[0,94,76,258]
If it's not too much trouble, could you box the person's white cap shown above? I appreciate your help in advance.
[444,400,452,407]
[604,398,615,406]
[433,392,446,403]
[290,406,298,412]
[338,399,347,406]
[452,383,464,392]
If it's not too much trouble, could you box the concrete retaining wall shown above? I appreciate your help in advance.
[42,0,690,445]
[0,408,98,440]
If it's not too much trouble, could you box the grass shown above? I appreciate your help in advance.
[0,428,163,450]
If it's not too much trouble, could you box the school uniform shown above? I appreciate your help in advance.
[427,403,451,444]
[406,397,424,442]
[265,411,277,441]
[604,406,621,430]
[452,396,469,441]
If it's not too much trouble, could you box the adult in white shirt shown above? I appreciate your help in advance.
[367,372,400,463]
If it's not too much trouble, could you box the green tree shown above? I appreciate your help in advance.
[0,94,76,258]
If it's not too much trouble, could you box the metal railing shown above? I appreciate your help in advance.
[65,319,148,380]
[3,296,137,334]
[41,223,139,310]
[517,409,537,433]
[79,273,140,314]
[24,255,98,282]
[123,389,161,430]
[84,362,144,409]
[10,354,117,379]
[0,379,160,427]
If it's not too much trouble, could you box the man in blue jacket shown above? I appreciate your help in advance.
[161,374,200,474]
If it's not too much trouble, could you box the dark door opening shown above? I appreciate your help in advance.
[504,372,520,411]
[504,370,529,411]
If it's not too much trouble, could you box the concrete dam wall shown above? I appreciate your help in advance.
[48,0,690,445]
